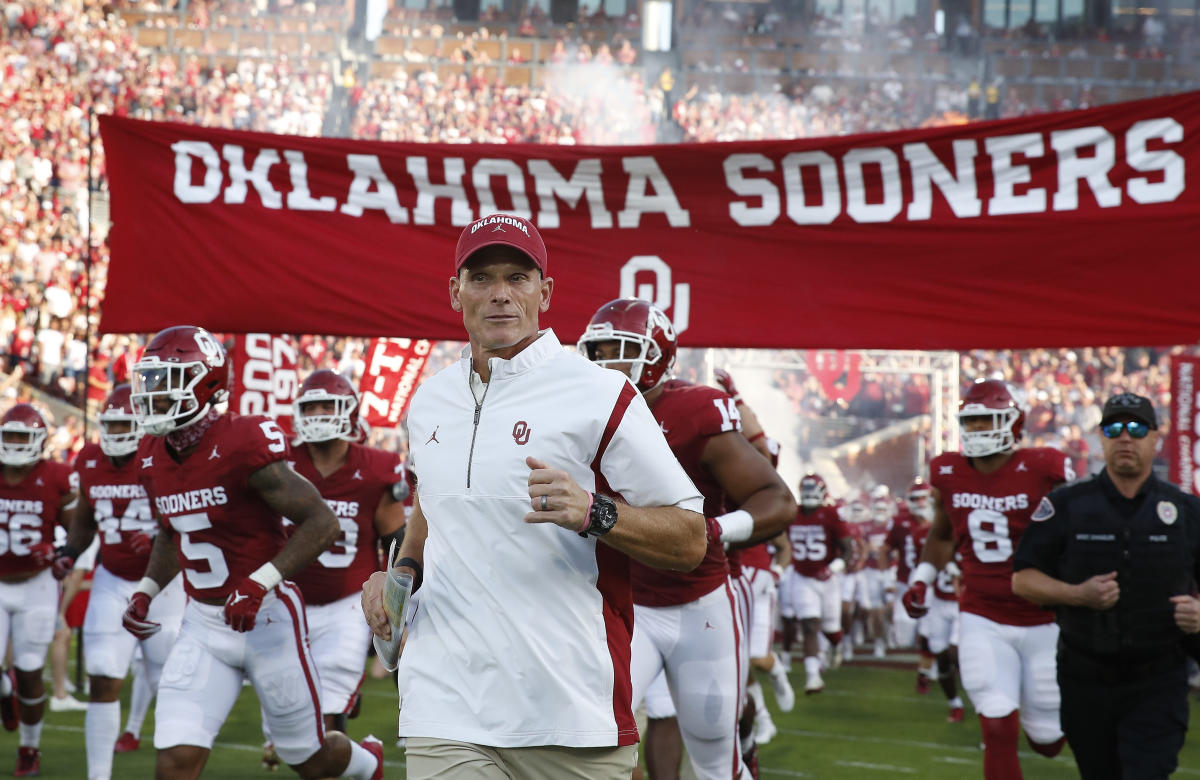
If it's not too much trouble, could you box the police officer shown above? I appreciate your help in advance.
[1012,392,1200,780]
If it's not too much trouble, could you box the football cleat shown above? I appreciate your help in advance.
[14,747,40,777]
[113,732,140,753]
[362,735,384,780]
[804,674,825,695]
[48,695,88,713]
[261,741,281,772]
[770,667,795,713]
[916,674,932,695]
[0,669,17,731]
[947,706,965,723]
[755,717,777,746]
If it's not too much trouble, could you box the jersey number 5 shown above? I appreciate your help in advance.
[170,512,230,589]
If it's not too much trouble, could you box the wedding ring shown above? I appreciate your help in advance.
[541,495,548,512]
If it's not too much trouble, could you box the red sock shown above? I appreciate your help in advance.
[979,713,1022,780]
[1026,733,1066,758]
[823,631,843,646]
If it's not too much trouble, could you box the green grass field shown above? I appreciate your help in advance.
[5,657,1199,778]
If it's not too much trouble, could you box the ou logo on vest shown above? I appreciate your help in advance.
[512,421,531,445]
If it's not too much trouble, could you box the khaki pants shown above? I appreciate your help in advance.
[405,737,638,780]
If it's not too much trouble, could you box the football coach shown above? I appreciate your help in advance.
[361,214,707,780]
[1012,392,1200,780]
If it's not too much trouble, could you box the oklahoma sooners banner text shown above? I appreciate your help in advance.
[359,338,433,428]
[100,92,1200,349]
[1168,355,1200,495]
[229,334,298,434]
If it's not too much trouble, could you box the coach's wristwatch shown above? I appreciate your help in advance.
[580,493,619,538]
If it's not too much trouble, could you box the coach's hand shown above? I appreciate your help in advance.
[362,571,391,640]
[122,593,161,639]
[525,457,591,533]
[224,578,269,632]
[901,581,930,619]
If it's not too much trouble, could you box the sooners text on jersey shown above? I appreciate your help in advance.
[788,505,848,577]
[138,413,290,602]
[631,380,739,607]
[286,442,402,605]
[76,442,155,581]
[931,447,1071,625]
[0,460,72,577]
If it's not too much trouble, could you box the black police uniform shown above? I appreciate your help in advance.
[1014,469,1200,780]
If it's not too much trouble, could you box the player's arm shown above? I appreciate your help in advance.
[52,490,97,580]
[121,518,181,640]
[903,488,953,617]
[248,460,339,581]
[373,488,407,553]
[736,403,772,461]
[703,431,797,546]
[771,530,791,569]
[363,492,427,640]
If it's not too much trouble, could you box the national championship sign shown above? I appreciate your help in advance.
[358,338,434,428]
[228,333,298,435]
[100,92,1200,349]
[1167,354,1200,496]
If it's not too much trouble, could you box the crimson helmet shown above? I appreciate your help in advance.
[99,384,142,458]
[131,325,230,436]
[958,379,1024,458]
[906,477,933,521]
[799,472,827,509]
[577,298,676,393]
[294,370,359,443]
[0,404,48,466]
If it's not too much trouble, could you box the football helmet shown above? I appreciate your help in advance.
[905,477,933,521]
[0,404,47,466]
[958,379,1024,458]
[131,325,230,436]
[846,497,871,524]
[577,298,676,393]
[799,473,827,509]
[99,384,142,458]
[869,484,894,522]
[294,370,359,443]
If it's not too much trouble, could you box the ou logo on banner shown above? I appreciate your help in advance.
[619,256,690,335]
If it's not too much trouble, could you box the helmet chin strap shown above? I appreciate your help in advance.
[166,405,220,452]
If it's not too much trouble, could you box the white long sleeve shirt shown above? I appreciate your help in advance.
[399,329,702,748]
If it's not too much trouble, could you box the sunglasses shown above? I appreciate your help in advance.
[1100,421,1152,439]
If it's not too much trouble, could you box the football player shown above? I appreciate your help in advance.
[579,299,795,780]
[903,379,1073,779]
[122,326,383,780]
[920,558,964,723]
[862,485,894,659]
[883,478,936,689]
[53,385,187,780]
[0,403,76,776]
[781,473,853,695]
[279,370,406,736]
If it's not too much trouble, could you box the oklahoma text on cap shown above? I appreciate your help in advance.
[454,214,548,275]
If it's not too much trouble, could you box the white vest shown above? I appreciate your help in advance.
[400,330,702,747]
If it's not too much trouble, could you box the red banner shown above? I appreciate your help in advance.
[358,338,434,428]
[1168,355,1200,495]
[100,93,1200,349]
[229,333,299,434]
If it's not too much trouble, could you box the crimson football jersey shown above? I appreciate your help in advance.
[844,522,868,572]
[930,447,1072,626]
[739,542,772,572]
[788,506,849,577]
[286,442,403,605]
[0,459,72,577]
[863,519,890,570]
[75,442,155,581]
[886,508,918,582]
[630,380,739,607]
[138,413,290,602]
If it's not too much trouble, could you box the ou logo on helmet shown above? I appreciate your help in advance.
[619,256,690,336]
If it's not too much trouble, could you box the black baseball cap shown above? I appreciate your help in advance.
[1099,392,1158,429]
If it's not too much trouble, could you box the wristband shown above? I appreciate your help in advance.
[135,577,161,599]
[746,431,766,443]
[715,509,754,543]
[395,556,423,592]
[910,561,937,586]
[248,562,283,591]
[579,492,595,534]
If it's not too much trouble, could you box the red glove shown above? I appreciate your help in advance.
[223,578,269,632]
[122,592,161,639]
[128,532,153,556]
[51,546,78,581]
[815,566,833,582]
[902,581,930,619]
[713,368,742,403]
[30,541,56,568]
